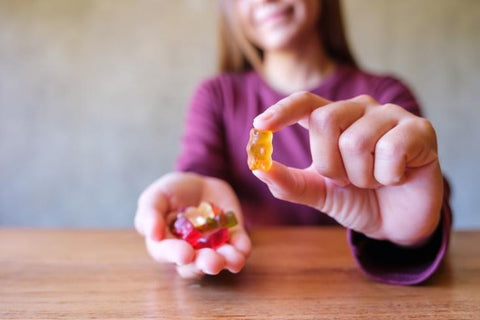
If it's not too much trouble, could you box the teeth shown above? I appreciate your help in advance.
[255,4,288,22]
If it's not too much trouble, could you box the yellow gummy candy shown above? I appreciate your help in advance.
[246,128,273,171]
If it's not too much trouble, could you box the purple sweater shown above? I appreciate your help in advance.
[176,66,452,285]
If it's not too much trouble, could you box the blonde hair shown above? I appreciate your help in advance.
[217,0,357,73]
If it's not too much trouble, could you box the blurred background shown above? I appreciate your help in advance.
[1,0,479,229]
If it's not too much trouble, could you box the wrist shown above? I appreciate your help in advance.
[373,211,441,247]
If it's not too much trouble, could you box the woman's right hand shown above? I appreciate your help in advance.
[134,172,251,279]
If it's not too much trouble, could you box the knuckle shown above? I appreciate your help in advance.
[416,117,435,133]
[310,107,340,132]
[339,132,370,155]
[293,90,314,101]
[380,103,406,115]
[290,91,319,108]
[382,103,396,109]
[274,98,289,110]
[354,94,377,105]
[378,103,396,112]
[404,117,438,146]
[375,139,403,159]
[417,118,438,149]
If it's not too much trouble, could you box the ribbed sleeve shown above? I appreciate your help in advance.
[175,78,229,180]
[347,179,452,285]
[347,75,451,285]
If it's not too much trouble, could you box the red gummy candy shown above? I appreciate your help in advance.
[194,228,229,249]
[171,216,201,245]
[207,228,229,249]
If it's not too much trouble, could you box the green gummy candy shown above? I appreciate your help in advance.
[223,211,238,228]
[196,217,218,232]
[193,208,238,232]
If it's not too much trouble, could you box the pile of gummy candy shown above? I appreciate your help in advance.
[169,201,238,249]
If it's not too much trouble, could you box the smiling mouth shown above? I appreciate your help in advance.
[256,5,294,27]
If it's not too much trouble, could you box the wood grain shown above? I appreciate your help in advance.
[1,227,479,319]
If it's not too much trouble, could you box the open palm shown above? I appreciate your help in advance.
[135,172,251,278]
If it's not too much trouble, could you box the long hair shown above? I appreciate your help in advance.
[218,0,357,73]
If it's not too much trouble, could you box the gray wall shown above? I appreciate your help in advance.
[1,0,479,229]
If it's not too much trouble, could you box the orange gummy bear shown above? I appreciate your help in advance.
[246,128,273,171]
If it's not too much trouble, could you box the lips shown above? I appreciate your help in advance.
[254,4,293,27]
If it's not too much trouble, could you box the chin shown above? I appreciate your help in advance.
[259,29,304,51]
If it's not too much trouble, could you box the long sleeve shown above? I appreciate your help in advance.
[175,78,229,180]
[348,180,452,285]
[346,75,452,285]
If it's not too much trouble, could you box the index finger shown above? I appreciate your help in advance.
[253,91,331,132]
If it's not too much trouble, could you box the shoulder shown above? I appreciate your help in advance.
[338,66,421,115]
[190,70,262,116]
[187,70,262,120]
[194,70,259,98]
[341,66,411,95]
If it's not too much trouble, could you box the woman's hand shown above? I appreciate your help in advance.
[253,92,443,246]
[134,172,251,279]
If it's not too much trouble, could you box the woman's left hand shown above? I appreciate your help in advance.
[252,92,443,246]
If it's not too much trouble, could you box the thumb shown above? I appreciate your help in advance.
[252,162,327,211]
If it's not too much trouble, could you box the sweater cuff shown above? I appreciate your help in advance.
[347,201,452,285]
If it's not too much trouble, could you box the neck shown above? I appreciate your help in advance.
[262,35,335,95]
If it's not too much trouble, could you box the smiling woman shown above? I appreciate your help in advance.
[218,0,356,76]
[235,0,320,50]
[133,0,455,284]
[0,0,478,279]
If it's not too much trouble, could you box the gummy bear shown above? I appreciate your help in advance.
[182,202,214,228]
[170,216,201,244]
[215,210,238,229]
[169,201,238,249]
[195,228,229,249]
[246,128,273,171]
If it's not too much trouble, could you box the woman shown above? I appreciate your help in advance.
[135,0,451,284]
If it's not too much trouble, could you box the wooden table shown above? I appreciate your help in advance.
[1,228,479,319]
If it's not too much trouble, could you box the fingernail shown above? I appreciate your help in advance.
[252,170,271,184]
[253,110,274,128]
